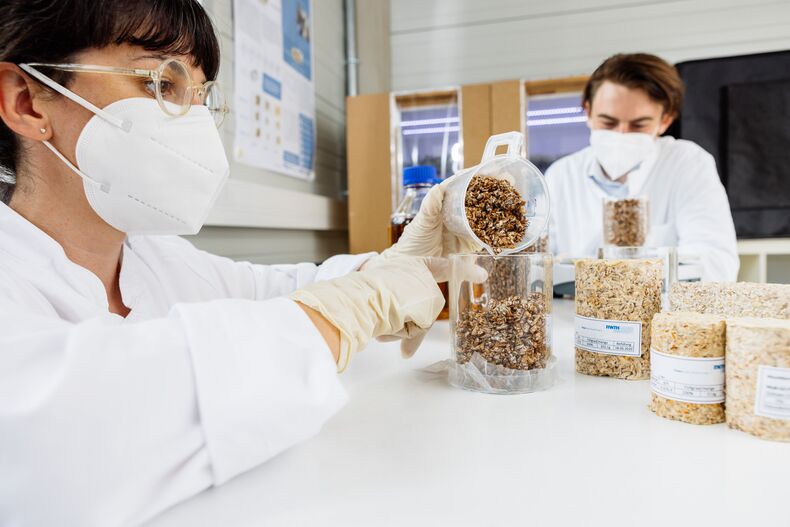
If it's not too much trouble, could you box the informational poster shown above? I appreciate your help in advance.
[233,0,315,180]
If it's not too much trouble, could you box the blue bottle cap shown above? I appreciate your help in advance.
[403,165,438,187]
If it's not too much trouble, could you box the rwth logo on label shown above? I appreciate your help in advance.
[605,324,634,333]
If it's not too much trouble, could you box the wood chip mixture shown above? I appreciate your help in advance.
[726,317,790,442]
[480,255,533,301]
[455,292,549,371]
[669,282,790,319]
[602,197,649,247]
[650,312,726,425]
[524,231,549,254]
[575,258,663,379]
[465,176,526,252]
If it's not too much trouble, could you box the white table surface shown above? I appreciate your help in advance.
[149,300,789,527]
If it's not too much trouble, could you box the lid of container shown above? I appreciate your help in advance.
[403,165,438,187]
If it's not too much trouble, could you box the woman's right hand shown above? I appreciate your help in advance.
[289,256,445,371]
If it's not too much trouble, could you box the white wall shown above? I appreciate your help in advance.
[390,0,790,91]
[187,0,349,264]
[356,0,392,94]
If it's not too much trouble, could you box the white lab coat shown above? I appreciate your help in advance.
[546,136,739,282]
[0,202,374,526]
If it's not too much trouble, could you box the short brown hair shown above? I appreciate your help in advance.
[583,53,685,117]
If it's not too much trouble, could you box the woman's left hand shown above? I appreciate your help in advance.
[366,176,483,357]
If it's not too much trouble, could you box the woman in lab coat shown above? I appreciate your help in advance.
[0,1,467,525]
[546,53,739,282]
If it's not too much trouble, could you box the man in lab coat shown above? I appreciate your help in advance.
[546,53,739,282]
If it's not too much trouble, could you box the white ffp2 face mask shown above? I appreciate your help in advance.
[20,65,229,235]
[589,129,657,180]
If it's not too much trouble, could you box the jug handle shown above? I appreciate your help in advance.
[481,131,524,161]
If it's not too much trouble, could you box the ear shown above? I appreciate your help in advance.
[583,101,594,129]
[0,63,52,142]
[657,112,675,135]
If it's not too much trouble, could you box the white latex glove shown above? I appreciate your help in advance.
[371,255,488,358]
[290,257,445,371]
[379,176,481,260]
[371,176,480,357]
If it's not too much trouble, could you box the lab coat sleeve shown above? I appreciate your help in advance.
[257,252,378,298]
[673,152,739,282]
[0,295,346,527]
[167,236,376,300]
[544,161,562,255]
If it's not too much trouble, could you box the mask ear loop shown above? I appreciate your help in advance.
[40,141,109,193]
[18,64,123,192]
[18,64,132,132]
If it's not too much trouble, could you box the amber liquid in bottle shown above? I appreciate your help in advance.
[390,217,450,320]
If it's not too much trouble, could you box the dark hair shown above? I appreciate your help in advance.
[583,53,684,118]
[0,0,220,203]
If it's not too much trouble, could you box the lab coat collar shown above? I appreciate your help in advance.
[118,239,151,318]
[0,201,71,267]
[0,201,140,312]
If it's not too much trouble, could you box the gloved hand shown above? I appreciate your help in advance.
[380,255,489,358]
[366,176,477,357]
[379,176,481,260]
[290,257,445,371]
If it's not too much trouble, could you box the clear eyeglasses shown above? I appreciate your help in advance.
[24,58,229,127]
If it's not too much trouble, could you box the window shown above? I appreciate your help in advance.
[524,76,590,174]
[391,90,462,205]
[526,93,589,173]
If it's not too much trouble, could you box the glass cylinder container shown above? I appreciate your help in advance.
[449,252,555,394]
[524,230,549,254]
[602,196,649,247]
[726,318,790,442]
[575,256,663,380]
[650,312,726,425]
[599,245,677,310]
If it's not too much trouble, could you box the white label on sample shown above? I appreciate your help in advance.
[754,365,790,421]
[574,315,642,357]
[650,350,725,404]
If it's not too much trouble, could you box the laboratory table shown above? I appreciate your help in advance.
[149,299,789,527]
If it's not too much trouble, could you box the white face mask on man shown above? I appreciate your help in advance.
[589,129,657,180]
[19,64,230,235]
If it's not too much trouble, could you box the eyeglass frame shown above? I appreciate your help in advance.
[22,58,229,126]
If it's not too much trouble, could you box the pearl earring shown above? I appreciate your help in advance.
[39,128,46,134]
